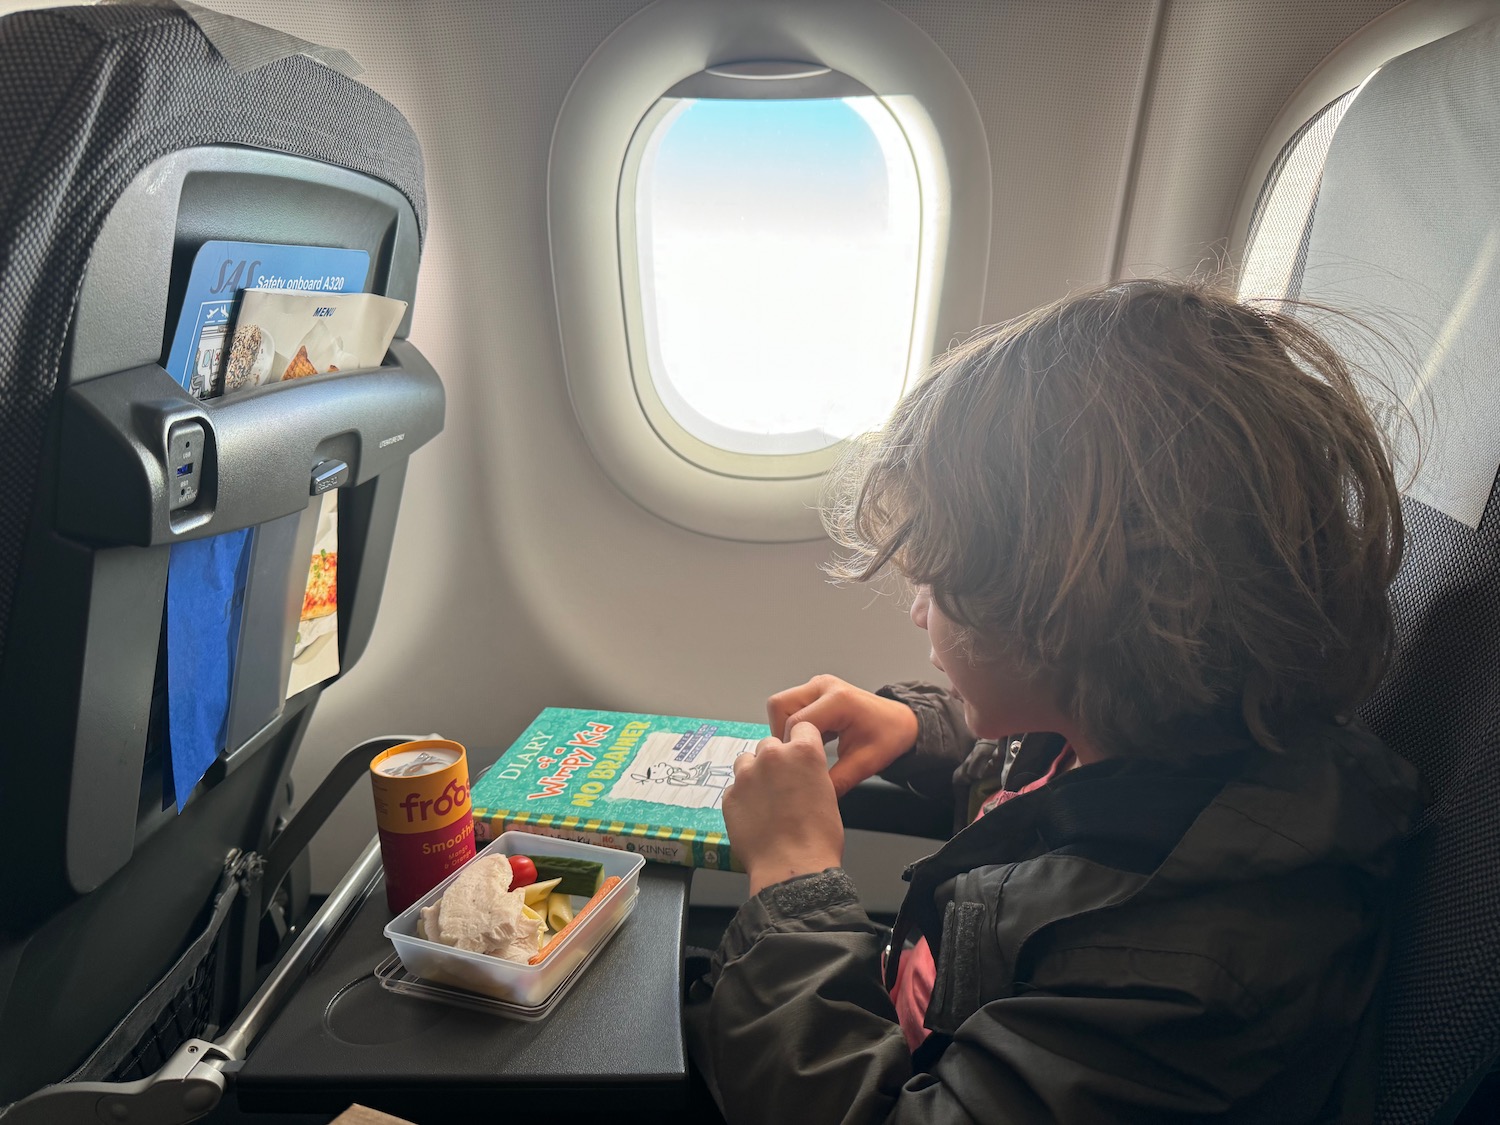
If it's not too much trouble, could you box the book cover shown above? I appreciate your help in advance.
[470,708,771,871]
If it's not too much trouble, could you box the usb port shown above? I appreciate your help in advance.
[167,420,206,512]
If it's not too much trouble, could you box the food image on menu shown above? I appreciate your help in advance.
[222,322,273,393]
[302,547,337,621]
[287,491,340,699]
[281,344,321,381]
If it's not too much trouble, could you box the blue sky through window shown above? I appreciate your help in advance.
[635,96,921,456]
[650,99,890,234]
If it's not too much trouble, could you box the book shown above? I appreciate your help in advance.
[164,240,371,398]
[470,708,771,871]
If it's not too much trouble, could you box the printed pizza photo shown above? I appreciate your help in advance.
[301,548,337,621]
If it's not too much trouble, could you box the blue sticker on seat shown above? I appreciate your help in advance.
[166,528,252,812]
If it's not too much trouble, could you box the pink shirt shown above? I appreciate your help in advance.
[891,745,1076,1053]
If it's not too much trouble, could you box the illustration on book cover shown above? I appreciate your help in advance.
[613,727,755,810]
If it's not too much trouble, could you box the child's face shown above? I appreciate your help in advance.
[911,586,1056,740]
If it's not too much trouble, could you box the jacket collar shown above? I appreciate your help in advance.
[885,753,1237,990]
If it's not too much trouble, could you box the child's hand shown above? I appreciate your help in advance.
[724,722,845,896]
[767,675,920,797]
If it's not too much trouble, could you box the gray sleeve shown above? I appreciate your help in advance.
[685,869,916,1125]
[874,682,993,799]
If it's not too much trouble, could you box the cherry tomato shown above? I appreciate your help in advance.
[508,854,538,888]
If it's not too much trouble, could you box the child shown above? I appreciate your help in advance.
[684,280,1424,1123]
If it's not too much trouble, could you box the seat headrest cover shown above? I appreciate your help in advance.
[0,4,426,658]
[1296,15,1500,531]
[1303,17,1500,1123]
[109,0,366,79]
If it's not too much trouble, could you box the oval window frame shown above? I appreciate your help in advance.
[549,0,990,541]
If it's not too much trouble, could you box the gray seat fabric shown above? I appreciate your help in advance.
[0,3,425,658]
[0,4,428,1098]
[1293,17,1500,1124]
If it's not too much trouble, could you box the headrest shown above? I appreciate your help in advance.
[1296,16,1500,530]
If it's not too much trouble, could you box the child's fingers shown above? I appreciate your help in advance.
[737,735,779,775]
[768,675,857,741]
[827,746,885,798]
[739,726,829,782]
[767,680,822,738]
[786,697,844,744]
[783,679,866,740]
[785,721,825,753]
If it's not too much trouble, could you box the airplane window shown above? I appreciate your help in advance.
[549,0,990,541]
[629,92,921,457]
[1238,85,1361,302]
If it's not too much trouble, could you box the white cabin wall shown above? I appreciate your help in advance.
[1121,0,1401,275]
[885,0,1159,320]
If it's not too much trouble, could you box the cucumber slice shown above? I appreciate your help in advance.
[530,855,605,897]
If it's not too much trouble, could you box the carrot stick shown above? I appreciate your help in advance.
[528,876,621,964]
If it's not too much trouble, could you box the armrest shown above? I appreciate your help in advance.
[838,776,953,840]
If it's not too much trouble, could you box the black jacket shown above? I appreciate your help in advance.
[686,690,1423,1123]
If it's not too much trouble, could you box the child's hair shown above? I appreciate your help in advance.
[826,279,1405,757]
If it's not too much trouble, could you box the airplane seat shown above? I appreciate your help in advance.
[1289,16,1500,1125]
[0,3,442,1108]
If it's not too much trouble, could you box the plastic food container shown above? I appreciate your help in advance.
[372,898,634,1021]
[384,831,645,1008]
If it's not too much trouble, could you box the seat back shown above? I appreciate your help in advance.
[0,5,441,1101]
[1291,17,1500,1124]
